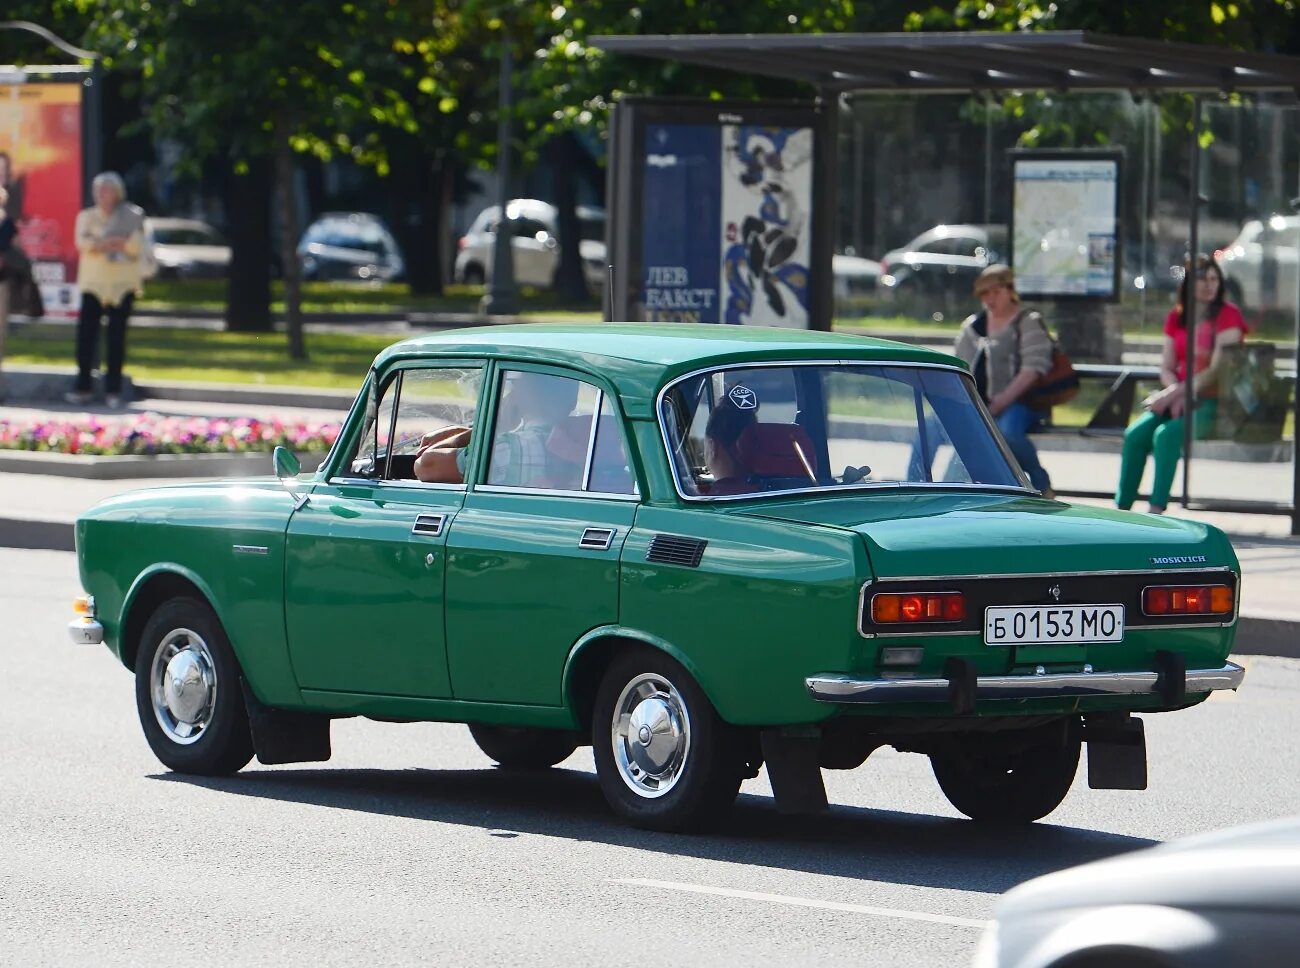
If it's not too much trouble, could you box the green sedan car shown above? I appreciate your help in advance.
[69,324,1244,832]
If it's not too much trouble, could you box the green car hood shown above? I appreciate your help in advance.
[730,491,1237,579]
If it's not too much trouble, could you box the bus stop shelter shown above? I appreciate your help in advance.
[590,31,1300,532]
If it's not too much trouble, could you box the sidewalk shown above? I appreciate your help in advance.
[2,368,1296,657]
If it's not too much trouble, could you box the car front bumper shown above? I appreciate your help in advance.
[806,661,1245,704]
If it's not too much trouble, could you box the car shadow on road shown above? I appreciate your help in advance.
[152,765,1157,894]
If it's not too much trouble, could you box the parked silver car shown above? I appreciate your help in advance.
[454,199,607,291]
[1217,215,1299,312]
[976,816,1300,968]
[145,217,230,280]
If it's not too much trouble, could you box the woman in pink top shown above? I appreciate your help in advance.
[1115,254,1247,513]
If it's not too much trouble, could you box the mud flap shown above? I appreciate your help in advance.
[1084,712,1147,790]
[761,727,828,814]
[242,680,332,766]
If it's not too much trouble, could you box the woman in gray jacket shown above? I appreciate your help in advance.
[952,264,1054,496]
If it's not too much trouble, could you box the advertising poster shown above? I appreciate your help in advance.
[0,81,84,317]
[1011,153,1121,299]
[638,121,814,326]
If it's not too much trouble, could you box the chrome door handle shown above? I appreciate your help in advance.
[412,513,448,537]
[578,527,616,551]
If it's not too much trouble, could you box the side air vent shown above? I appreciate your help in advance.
[646,534,707,568]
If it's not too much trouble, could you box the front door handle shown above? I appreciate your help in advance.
[412,513,448,537]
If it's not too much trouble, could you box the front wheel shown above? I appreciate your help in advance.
[592,648,743,832]
[468,724,579,769]
[134,597,254,775]
[930,720,1080,824]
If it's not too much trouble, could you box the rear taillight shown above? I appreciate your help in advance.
[457,237,467,251]
[872,592,966,624]
[1142,584,1234,616]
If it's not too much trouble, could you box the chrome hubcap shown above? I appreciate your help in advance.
[150,628,217,745]
[611,672,690,798]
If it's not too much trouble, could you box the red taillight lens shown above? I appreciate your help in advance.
[457,236,468,250]
[1142,584,1233,616]
[872,592,965,624]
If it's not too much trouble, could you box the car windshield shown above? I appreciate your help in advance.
[152,225,225,245]
[660,363,1024,499]
[304,220,388,254]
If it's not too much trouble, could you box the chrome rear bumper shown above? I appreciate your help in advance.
[806,661,1245,704]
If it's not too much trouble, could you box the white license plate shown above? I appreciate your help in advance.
[984,605,1125,646]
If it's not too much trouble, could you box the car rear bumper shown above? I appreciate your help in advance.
[806,661,1244,703]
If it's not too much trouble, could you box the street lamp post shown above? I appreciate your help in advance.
[482,37,518,317]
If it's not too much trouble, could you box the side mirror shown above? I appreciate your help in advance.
[274,445,301,481]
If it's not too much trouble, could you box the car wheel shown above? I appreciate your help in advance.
[468,724,579,769]
[592,648,743,832]
[134,596,254,776]
[930,719,1080,824]
[462,263,485,287]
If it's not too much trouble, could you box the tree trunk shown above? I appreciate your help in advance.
[275,111,307,361]
[550,132,590,303]
[387,140,444,297]
[224,156,273,332]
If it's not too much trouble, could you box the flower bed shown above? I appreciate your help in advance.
[0,413,343,457]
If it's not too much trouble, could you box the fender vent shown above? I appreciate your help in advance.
[646,534,707,568]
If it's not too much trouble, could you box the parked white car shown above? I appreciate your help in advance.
[1217,215,1299,312]
[454,199,607,291]
[145,217,231,280]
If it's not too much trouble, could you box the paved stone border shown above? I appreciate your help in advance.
[0,450,326,480]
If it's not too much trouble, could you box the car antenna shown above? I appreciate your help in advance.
[604,263,615,322]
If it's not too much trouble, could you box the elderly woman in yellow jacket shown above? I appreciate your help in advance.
[65,172,148,408]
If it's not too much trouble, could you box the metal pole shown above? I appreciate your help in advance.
[482,37,517,316]
[809,88,839,332]
[1291,159,1300,535]
[1181,96,1202,510]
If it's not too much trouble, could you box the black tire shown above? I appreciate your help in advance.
[591,648,743,832]
[133,596,254,776]
[468,724,579,769]
[930,719,1080,824]
[462,263,485,287]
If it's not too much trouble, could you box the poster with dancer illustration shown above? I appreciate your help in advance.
[720,126,813,328]
[610,99,823,328]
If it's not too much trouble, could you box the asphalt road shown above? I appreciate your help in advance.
[4,548,1297,968]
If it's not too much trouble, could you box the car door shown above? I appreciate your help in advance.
[510,216,559,287]
[444,365,640,705]
[284,362,484,698]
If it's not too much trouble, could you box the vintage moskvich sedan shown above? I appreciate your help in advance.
[70,324,1244,831]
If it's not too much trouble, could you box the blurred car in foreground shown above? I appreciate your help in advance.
[146,217,230,280]
[975,816,1300,968]
[1217,215,1299,313]
[298,212,405,283]
[454,198,607,291]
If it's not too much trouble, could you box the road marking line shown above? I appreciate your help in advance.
[611,877,988,929]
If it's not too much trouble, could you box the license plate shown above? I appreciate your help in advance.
[984,605,1125,646]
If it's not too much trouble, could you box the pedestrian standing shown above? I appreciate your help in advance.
[65,172,148,408]
[0,184,14,401]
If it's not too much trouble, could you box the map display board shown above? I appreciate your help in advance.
[1011,151,1122,300]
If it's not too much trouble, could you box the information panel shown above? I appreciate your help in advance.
[1010,151,1122,300]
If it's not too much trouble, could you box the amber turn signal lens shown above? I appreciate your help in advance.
[872,592,965,624]
[72,595,95,616]
[1142,584,1233,616]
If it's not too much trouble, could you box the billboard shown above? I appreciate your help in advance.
[1010,150,1122,301]
[0,80,85,317]
[609,99,827,328]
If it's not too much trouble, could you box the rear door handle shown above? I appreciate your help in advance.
[578,527,616,551]
[412,513,448,537]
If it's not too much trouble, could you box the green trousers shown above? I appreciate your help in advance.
[1115,398,1217,510]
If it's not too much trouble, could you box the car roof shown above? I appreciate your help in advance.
[374,323,962,414]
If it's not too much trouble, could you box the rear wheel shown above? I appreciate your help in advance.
[592,648,743,832]
[930,719,1080,824]
[462,263,485,287]
[134,597,254,775]
[468,724,579,769]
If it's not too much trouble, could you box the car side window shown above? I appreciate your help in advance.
[344,366,481,482]
[485,370,636,495]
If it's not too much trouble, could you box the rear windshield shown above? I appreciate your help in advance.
[659,363,1025,499]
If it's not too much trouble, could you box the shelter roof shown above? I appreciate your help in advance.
[590,31,1300,95]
